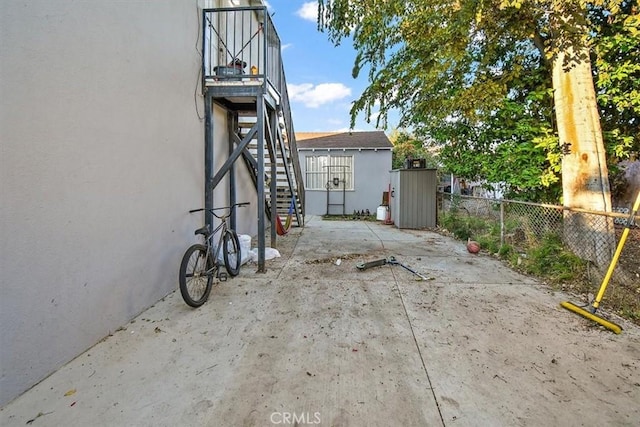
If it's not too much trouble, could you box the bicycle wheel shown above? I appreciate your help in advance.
[179,244,214,307]
[223,229,241,276]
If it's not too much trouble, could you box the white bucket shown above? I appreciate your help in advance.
[218,234,251,266]
[376,205,388,221]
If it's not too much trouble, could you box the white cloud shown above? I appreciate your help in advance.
[281,43,293,51]
[288,83,352,108]
[296,2,318,22]
[262,0,272,9]
[288,83,313,99]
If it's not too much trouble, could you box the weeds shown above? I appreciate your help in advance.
[438,212,639,326]
[441,212,496,241]
[520,234,587,283]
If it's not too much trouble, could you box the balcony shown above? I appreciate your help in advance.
[202,6,283,106]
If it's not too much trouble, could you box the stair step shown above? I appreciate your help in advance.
[245,151,292,160]
[244,144,292,153]
[241,145,289,154]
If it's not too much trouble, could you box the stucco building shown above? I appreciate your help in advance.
[0,0,302,405]
[297,132,393,216]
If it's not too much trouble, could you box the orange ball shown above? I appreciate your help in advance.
[467,241,480,254]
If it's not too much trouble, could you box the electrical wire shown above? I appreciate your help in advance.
[194,1,204,121]
[194,67,204,121]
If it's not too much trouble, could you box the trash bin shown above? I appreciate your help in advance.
[376,205,388,221]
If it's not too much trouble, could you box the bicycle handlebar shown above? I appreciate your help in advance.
[189,202,250,215]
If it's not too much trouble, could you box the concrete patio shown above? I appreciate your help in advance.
[1,216,639,426]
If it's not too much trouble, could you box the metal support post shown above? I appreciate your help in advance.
[256,94,266,272]
[228,111,237,231]
[204,91,214,230]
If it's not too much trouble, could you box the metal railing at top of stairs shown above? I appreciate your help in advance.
[202,6,281,92]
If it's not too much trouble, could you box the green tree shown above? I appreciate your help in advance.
[591,3,640,201]
[432,64,560,201]
[388,129,439,170]
[591,3,640,159]
[317,0,638,265]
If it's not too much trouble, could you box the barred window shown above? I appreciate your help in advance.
[305,155,353,190]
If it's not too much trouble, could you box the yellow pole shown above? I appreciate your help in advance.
[592,191,640,310]
[560,301,622,334]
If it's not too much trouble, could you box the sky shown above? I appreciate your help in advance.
[263,1,398,133]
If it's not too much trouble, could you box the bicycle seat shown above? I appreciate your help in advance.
[194,225,210,236]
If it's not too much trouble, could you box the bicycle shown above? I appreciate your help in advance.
[179,202,250,307]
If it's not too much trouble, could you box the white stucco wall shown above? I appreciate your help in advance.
[0,0,257,405]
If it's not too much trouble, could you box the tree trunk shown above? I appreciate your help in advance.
[552,40,615,268]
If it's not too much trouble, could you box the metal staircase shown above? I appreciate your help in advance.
[238,111,303,227]
[201,5,305,272]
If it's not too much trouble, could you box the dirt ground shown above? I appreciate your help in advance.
[1,217,639,426]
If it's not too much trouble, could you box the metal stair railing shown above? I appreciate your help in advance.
[278,66,305,224]
[237,111,301,227]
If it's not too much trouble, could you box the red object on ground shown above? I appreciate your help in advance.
[275,215,288,236]
[467,239,480,254]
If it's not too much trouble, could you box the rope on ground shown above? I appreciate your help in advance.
[365,222,445,423]
[389,251,446,426]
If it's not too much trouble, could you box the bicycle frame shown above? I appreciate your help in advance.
[190,202,249,279]
[201,220,227,278]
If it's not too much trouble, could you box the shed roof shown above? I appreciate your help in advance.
[296,131,392,150]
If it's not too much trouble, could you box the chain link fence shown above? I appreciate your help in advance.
[436,192,640,288]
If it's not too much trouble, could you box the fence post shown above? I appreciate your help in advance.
[500,200,505,247]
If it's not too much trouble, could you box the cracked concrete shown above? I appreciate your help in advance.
[1,216,639,426]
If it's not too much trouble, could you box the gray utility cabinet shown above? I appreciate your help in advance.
[389,169,437,229]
